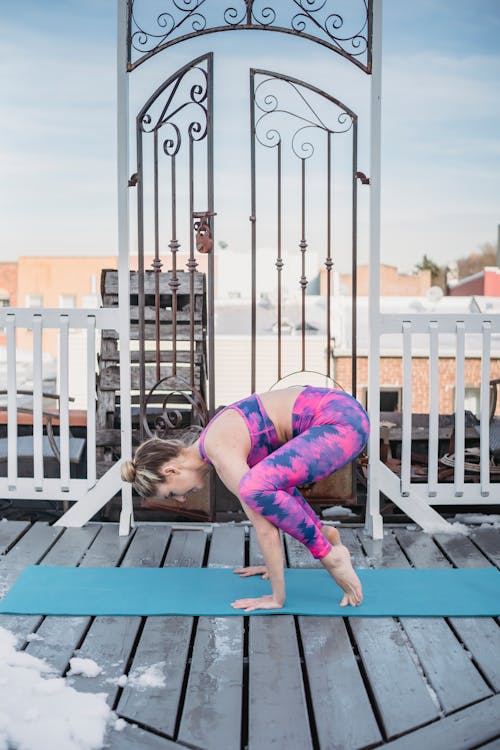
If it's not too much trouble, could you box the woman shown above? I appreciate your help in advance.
[121,385,369,612]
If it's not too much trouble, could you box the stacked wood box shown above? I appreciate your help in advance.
[96,269,207,478]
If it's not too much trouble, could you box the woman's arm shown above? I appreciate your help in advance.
[213,457,286,612]
[202,410,286,611]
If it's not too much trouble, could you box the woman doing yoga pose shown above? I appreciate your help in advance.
[121,386,370,612]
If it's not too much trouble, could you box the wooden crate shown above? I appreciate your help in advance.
[96,269,207,478]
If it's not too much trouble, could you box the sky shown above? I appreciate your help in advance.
[0,0,499,275]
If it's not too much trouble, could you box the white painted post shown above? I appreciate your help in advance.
[365,0,384,539]
[401,321,412,496]
[117,0,134,535]
[480,321,491,497]
[59,314,70,492]
[427,321,439,496]
[86,315,97,488]
[32,314,44,491]
[6,314,17,490]
[454,321,465,497]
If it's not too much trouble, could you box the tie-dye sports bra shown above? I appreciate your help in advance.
[198,392,281,468]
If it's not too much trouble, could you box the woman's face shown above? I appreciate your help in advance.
[154,464,207,504]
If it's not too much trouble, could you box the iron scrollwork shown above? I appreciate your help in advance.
[136,54,212,443]
[138,61,209,153]
[253,73,355,160]
[128,0,372,73]
[142,376,209,439]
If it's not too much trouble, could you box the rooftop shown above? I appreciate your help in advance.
[1,518,499,750]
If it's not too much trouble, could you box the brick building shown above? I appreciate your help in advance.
[10,254,210,358]
[3,255,499,415]
[0,262,18,346]
[321,263,432,297]
[448,267,500,297]
[332,295,500,418]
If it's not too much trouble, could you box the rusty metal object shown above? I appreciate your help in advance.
[193,212,216,254]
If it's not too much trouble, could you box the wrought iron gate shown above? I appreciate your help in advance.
[126,0,373,518]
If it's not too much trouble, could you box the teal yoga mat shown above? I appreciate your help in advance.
[1,566,499,616]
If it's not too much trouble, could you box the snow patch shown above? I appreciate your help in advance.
[452,513,500,527]
[322,505,356,519]
[68,657,103,678]
[423,521,470,536]
[127,663,166,689]
[0,626,113,750]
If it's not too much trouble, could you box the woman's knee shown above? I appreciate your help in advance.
[239,468,278,508]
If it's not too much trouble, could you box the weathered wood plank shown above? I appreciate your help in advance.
[0,522,63,572]
[101,349,203,364]
[357,529,411,568]
[99,365,201,391]
[285,527,382,749]
[248,526,312,749]
[381,693,500,750]
[350,530,440,740]
[207,525,245,568]
[433,532,493,568]
[67,615,142,700]
[103,324,204,342]
[299,617,383,750]
[284,534,322,568]
[396,527,500,706]
[469,527,500,568]
[102,269,205,296]
[105,723,181,750]
[401,618,492,713]
[249,616,313,750]
[119,524,171,568]
[80,523,133,566]
[177,524,244,750]
[117,529,206,735]
[349,617,440,739]
[117,616,193,737]
[41,526,102,567]
[164,529,207,567]
[128,306,204,323]
[178,617,244,750]
[395,529,452,568]
[476,739,500,750]
[0,520,30,554]
[448,617,500,692]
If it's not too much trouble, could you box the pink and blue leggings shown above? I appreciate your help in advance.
[237,387,370,559]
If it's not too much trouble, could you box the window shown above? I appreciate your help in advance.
[380,388,402,412]
[59,294,76,308]
[0,293,8,334]
[26,293,43,307]
[82,294,99,308]
[362,386,402,412]
[464,387,480,419]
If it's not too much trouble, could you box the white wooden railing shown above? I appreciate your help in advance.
[0,307,116,502]
[366,312,500,538]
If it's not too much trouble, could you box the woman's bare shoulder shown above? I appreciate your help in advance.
[203,408,251,463]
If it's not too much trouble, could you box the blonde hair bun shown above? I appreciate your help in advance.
[121,459,137,483]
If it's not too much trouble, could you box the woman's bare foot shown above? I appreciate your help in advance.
[321,524,342,547]
[320,545,363,606]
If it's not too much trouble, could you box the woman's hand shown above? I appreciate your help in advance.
[233,565,269,580]
[230,595,284,613]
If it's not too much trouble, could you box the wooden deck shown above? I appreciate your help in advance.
[0,519,499,750]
